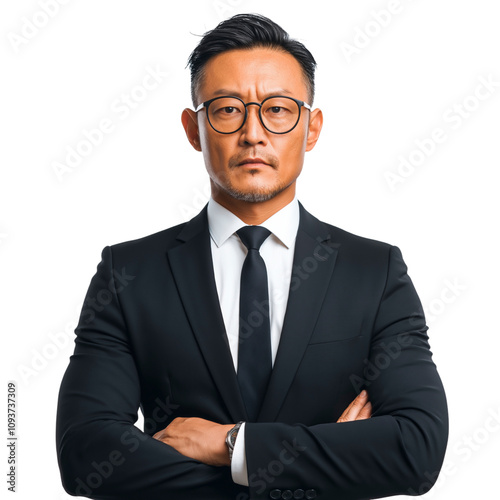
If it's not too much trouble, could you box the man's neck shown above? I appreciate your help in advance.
[212,184,296,225]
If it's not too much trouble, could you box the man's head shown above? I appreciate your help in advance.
[182,14,323,209]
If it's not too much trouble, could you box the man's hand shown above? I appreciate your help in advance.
[153,417,234,467]
[337,390,372,423]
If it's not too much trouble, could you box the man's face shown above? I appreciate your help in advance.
[182,47,322,204]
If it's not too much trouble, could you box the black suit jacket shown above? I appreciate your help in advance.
[56,203,448,500]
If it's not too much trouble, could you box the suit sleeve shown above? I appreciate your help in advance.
[244,246,448,499]
[55,246,242,500]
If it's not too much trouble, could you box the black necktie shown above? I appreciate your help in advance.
[236,225,272,421]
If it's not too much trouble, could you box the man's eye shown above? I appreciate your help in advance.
[222,107,238,114]
[270,106,283,114]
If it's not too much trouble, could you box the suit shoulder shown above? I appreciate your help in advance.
[106,221,188,260]
[322,221,400,273]
[300,203,393,254]
[307,208,391,249]
[328,223,393,251]
[314,216,400,269]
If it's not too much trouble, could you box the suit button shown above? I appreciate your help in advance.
[270,489,282,499]
[305,490,317,499]
[282,490,293,500]
[294,489,305,499]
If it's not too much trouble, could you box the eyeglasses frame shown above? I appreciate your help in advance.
[194,95,312,135]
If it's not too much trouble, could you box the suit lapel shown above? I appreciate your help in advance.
[166,206,248,422]
[258,203,339,422]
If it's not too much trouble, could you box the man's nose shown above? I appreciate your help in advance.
[239,104,267,145]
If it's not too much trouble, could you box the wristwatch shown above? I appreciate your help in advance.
[225,421,244,462]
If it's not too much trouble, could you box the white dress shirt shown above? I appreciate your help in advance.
[206,196,300,486]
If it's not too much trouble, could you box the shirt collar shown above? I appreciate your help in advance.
[207,196,300,249]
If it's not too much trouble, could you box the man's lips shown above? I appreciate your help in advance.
[229,152,279,169]
[238,158,271,167]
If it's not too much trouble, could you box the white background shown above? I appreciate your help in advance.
[1,0,499,498]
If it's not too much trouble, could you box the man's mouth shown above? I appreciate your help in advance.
[238,158,271,167]
[229,152,279,170]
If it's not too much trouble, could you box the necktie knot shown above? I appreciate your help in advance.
[237,226,271,251]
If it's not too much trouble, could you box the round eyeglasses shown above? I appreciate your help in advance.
[195,95,312,135]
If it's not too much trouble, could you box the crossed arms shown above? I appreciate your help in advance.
[152,390,372,467]
[56,244,448,500]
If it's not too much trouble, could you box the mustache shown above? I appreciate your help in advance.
[228,151,279,169]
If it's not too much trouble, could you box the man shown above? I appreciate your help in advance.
[56,14,448,500]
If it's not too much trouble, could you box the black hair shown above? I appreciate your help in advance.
[187,13,316,106]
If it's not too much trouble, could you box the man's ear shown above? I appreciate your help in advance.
[305,108,323,152]
[181,108,202,152]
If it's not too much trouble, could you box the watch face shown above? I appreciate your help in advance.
[227,422,243,451]
[228,424,241,449]
[230,432,237,446]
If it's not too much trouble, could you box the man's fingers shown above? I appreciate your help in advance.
[337,390,371,423]
[357,401,372,421]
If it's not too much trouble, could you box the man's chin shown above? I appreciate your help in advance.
[223,183,289,203]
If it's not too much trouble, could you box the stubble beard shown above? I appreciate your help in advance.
[221,179,292,203]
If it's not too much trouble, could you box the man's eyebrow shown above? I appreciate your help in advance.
[212,88,294,98]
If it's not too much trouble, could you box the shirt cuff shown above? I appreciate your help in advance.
[230,422,249,486]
